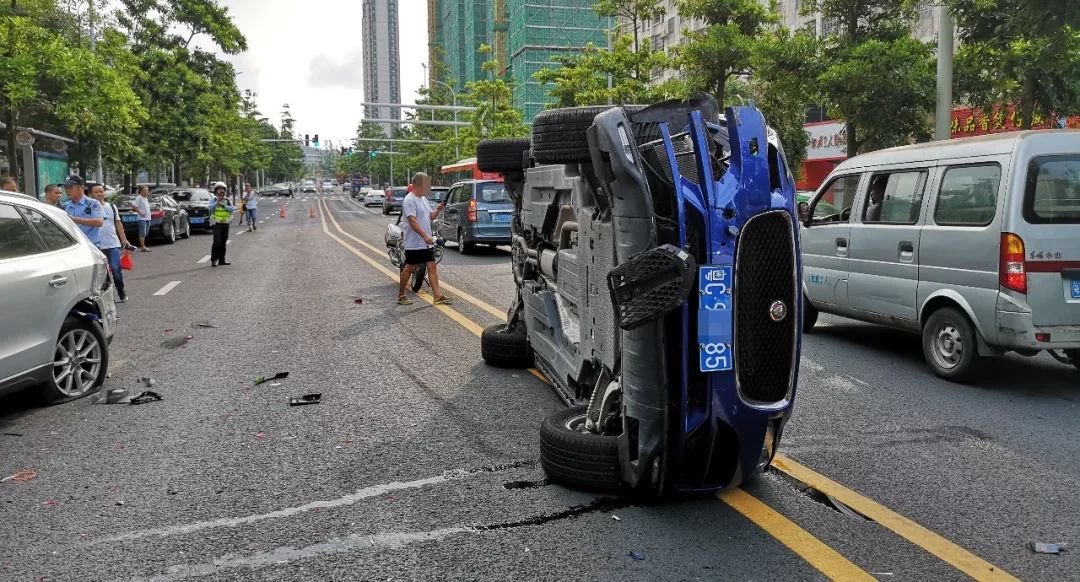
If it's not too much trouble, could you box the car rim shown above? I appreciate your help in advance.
[185,221,190,237]
[932,324,963,369]
[458,230,465,250]
[563,413,591,434]
[53,329,102,396]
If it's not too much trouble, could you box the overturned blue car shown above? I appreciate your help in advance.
[476,95,802,495]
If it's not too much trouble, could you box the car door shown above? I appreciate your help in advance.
[802,173,863,311]
[443,185,464,236]
[0,204,80,383]
[847,169,930,322]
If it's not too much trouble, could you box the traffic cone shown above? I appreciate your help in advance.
[309,207,316,218]
[279,205,286,218]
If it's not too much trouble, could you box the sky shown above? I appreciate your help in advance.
[216,0,429,149]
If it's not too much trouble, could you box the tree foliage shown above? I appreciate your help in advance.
[948,0,1080,129]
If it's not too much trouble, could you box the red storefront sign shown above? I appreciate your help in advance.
[950,105,1080,138]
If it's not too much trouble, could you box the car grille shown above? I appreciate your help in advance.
[734,211,796,404]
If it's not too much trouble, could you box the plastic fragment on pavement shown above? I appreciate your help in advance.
[1,469,38,483]
[612,515,621,521]
[91,388,131,404]
[137,377,155,387]
[193,322,218,328]
[289,393,322,406]
[129,391,162,405]
[43,499,57,506]
[628,551,644,561]
[254,372,289,385]
[1030,542,1068,554]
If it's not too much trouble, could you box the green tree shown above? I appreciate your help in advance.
[534,35,678,107]
[804,0,934,156]
[676,0,779,108]
[455,46,529,156]
[948,0,1080,129]
[593,0,665,78]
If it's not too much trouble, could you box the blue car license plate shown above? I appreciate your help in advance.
[1072,279,1080,299]
[122,215,137,223]
[190,217,205,224]
[491,213,512,223]
[698,265,733,372]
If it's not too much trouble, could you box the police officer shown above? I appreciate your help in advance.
[208,182,235,266]
[62,175,104,246]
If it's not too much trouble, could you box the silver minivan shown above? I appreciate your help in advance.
[801,130,1080,380]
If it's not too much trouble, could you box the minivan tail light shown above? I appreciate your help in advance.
[467,198,477,222]
[999,232,1027,294]
[150,210,164,219]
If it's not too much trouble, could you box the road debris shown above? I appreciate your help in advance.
[1030,542,1067,554]
[612,515,621,521]
[137,377,156,387]
[2,432,23,437]
[353,298,364,304]
[115,500,125,506]
[1,469,38,484]
[43,499,57,507]
[269,382,282,387]
[628,551,644,561]
[91,388,131,405]
[129,391,162,405]
[254,372,289,385]
[255,432,265,440]
[192,321,218,328]
[289,393,322,406]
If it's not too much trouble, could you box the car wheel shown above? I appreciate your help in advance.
[480,324,532,368]
[802,295,818,333]
[540,405,622,492]
[179,218,191,239]
[477,138,531,172]
[532,105,641,164]
[457,229,474,254]
[922,307,979,382]
[411,263,427,293]
[163,219,176,244]
[43,316,109,403]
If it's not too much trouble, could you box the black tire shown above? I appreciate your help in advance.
[532,106,611,164]
[411,264,427,293]
[477,138,531,172]
[162,219,176,244]
[480,323,532,368]
[179,218,191,239]
[922,307,979,382]
[42,316,109,403]
[540,405,622,492]
[802,295,818,333]
[457,229,474,255]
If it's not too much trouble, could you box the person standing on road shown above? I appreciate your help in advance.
[208,182,234,267]
[2,176,18,192]
[43,184,62,207]
[397,172,450,306]
[90,184,133,303]
[62,175,104,246]
[242,183,258,231]
[131,186,153,252]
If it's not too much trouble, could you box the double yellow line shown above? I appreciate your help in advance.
[317,198,1017,581]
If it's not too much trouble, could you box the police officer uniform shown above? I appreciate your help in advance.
[208,183,234,266]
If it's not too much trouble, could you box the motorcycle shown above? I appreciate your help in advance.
[386,218,444,293]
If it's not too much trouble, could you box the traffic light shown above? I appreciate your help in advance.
[304,134,310,147]
[313,134,320,147]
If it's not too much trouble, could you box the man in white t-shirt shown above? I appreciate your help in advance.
[397,172,449,305]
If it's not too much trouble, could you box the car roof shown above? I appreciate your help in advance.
[832,129,1080,172]
[0,191,84,240]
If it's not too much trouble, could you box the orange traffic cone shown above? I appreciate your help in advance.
[279,205,286,218]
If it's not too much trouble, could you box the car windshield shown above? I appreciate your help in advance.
[478,183,510,204]
[391,188,407,199]
[430,188,448,203]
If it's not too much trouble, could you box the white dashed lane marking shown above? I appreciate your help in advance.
[153,281,182,296]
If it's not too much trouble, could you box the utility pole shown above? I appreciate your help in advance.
[935,4,954,141]
[88,0,105,182]
[5,0,20,185]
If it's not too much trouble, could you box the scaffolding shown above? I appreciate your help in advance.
[504,0,609,121]
[435,0,492,87]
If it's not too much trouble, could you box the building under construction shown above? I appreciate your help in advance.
[429,0,609,122]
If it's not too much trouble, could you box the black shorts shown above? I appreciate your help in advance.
[404,248,434,265]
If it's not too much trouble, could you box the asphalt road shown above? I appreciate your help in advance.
[1,189,1076,581]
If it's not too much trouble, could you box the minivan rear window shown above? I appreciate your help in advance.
[478,183,510,203]
[1024,155,1080,224]
[934,163,1000,226]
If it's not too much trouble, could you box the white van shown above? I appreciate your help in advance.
[801,130,1080,380]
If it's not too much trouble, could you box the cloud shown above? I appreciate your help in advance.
[307,49,364,89]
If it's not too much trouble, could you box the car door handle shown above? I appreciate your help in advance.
[898,241,915,262]
[49,276,68,288]
[835,237,848,258]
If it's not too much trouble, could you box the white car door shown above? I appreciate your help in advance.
[0,203,80,383]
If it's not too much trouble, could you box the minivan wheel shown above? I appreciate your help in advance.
[480,324,532,368]
[539,405,623,492]
[802,295,818,333]
[457,229,474,254]
[922,307,978,381]
[44,316,108,403]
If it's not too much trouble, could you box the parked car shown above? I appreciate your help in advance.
[114,193,190,243]
[382,187,407,214]
[351,187,367,201]
[364,190,385,207]
[476,97,802,495]
[429,186,450,205]
[0,192,117,403]
[435,180,513,253]
[169,188,214,231]
[801,130,1080,380]
[322,180,336,191]
[301,180,317,194]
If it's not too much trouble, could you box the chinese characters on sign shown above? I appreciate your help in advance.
[950,105,1080,138]
[805,121,847,161]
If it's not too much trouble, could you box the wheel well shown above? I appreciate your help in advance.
[70,299,102,323]
[919,296,962,327]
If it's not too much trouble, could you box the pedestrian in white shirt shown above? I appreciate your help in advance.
[131,186,153,252]
[242,183,258,231]
[91,184,133,302]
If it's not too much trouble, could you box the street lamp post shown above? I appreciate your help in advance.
[423,66,460,159]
